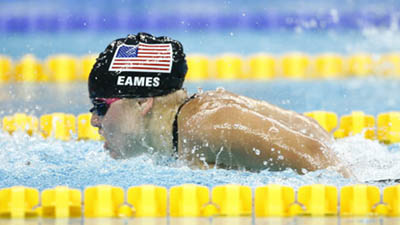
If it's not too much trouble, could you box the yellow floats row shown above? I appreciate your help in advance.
[191,53,400,80]
[2,184,400,219]
[2,53,400,82]
[305,111,400,144]
[2,113,101,141]
[3,111,400,144]
[0,54,96,83]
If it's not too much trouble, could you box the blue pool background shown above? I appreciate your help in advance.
[1,0,400,191]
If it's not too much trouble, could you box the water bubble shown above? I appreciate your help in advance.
[191,146,197,154]
[253,148,260,155]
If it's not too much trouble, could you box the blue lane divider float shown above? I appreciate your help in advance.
[0,11,395,33]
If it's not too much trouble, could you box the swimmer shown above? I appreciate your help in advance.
[88,32,352,177]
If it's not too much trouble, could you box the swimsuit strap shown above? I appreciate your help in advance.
[172,94,197,153]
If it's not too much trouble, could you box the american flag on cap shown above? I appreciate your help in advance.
[109,43,173,73]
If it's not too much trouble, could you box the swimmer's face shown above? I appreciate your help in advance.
[90,99,145,159]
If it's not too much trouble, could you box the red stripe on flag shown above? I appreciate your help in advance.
[138,48,170,51]
[138,43,170,47]
[114,59,171,62]
[138,52,171,55]
[112,63,171,66]
[134,55,171,59]
[111,66,170,71]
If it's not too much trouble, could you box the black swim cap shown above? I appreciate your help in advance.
[88,32,187,99]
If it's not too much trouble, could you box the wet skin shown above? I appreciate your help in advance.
[91,98,146,159]
[91,89,351,177]
[177,90,344,174]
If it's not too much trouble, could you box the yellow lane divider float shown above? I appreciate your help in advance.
[15,54,45,82]
[304,111,399,142]
[40,186,82,218]
[215,54,244,80]
[2,111,400,143]
[304,111,338,133]
[2,113,38,136]
[186,54,210,81]
[377,112,400,144]
[128,185,167,217]
[281,53,311,79]
[3,53,400,82]
[46,55,78,82]
[314,53,344,78]
[1,184,400,218]
[0,186,39,218]
[335,111,375,139]
[212,184,252,216]
[84,185,125,218]
[348,53,374,77]
[340,184,385,216]
[378,53,400,75]
[297,184,338,216]
[248,53,276,80]
[0,55,12,82]
[40,113,76,141]
[80,54,97,81]
[2,112,100,141]
[169,184,210,217]
[255,184,295,217]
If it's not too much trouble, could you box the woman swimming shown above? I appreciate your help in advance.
[88,32,352,177]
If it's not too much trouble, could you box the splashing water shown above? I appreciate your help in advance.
[332,135,400,183]
[1,79,400,190]
[1,128,399,191]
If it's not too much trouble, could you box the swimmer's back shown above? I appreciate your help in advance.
[181,89,332,143]
[176,89,338,173]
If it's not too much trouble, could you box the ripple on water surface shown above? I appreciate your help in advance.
[0,131,399,190]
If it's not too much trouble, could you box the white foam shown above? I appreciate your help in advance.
[332,134,400,182]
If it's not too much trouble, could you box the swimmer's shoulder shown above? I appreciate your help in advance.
[176,89,245,155]
[179,89,239,117]
[176,89,246,134]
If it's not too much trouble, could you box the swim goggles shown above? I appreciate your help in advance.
[90,98,121,116]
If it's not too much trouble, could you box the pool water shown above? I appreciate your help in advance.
[3,29,400,59]
[3,2,400,225]
[1,78,400,191]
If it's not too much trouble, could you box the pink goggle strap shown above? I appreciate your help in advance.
[96,98,121,105]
